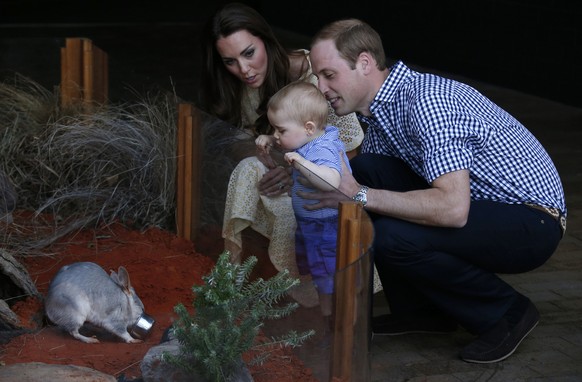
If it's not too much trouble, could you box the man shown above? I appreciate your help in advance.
[304,18,566,363]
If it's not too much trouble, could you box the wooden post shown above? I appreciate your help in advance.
[93,42,108,104]
[176,104,188,238]
[175,103,202,240]
[61,38,83,106]
[82,39,94,104]
[183,112,193,240]
[60,37,108,108]
[189,109,202,239]
[331,201,373,381]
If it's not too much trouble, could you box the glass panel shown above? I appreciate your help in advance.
[193,110,374,382]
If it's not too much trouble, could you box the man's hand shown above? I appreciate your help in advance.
[297,184,349,210]
[297,153,356,210]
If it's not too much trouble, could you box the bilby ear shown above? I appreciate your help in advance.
[111,266,132,294]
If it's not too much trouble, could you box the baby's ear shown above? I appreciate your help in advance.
[305,120,317,135]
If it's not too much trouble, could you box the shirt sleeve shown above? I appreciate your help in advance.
[412,91,483,182]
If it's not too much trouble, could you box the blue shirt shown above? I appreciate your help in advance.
[358,61,566,215]
[291,125,351,219]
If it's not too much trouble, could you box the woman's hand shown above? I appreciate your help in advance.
[259,165,292,196]
[256,148,292,196]
[256,148,278,169]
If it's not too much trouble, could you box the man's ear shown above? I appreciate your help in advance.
[358,52,373,73]
[305,121,317,135]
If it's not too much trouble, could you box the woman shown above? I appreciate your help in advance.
[200,3,371,306]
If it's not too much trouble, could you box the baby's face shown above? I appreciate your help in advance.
[268,109,310,151]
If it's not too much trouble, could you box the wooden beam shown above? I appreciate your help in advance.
[60,37,108,108]
[331,201,373,381]
[175,103,202,240]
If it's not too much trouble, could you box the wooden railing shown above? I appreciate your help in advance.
[332,201,374,381]
[175,103,202,240]
[60,38,108,107]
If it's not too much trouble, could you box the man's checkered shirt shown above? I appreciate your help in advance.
[358,61,566,215]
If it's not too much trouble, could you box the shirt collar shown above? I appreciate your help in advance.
[369,60,412,113]
[298,126,338,155]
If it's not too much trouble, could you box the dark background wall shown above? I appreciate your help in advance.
[1,0,581,108]
[261,0,582,108]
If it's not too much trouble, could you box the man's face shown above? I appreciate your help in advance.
[310,39,365,116]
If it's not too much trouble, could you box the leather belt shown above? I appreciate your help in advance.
[525,203,567,235]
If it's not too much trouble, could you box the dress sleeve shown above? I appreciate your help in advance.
[324,103,364,152]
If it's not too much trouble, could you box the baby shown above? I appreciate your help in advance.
[256,81,351,325]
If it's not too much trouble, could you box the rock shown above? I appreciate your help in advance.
[140,338,253,382]
[0,327,27,345]
[0,299,20,328]
[0,362,117,381]
[0,248,40,301]
[0,248,41,330]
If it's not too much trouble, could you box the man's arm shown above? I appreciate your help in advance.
[364,170,470,227]
[300,155,471,227]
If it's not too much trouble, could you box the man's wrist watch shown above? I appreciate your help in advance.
[352,185,369,206]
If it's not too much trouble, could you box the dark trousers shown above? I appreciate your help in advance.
[352,153,562,334]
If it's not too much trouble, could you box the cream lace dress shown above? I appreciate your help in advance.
[222,50,381,307]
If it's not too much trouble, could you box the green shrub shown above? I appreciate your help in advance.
[163,250,314,382]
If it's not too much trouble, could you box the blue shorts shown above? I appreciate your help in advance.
[295,215,338,294]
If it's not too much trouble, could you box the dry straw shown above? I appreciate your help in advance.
[0,74,242,256]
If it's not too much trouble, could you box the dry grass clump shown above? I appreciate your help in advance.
[0,75,241,255]
[35,95,178,229]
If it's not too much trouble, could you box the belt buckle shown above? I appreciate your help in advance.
[559,214,567,235]
[545,206,560,220]
[546,206,567,235]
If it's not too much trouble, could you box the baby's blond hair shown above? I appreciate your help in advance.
[267,81,328,129]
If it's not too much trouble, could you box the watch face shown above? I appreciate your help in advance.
[353,186,367,205]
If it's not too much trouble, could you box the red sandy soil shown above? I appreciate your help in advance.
[0,220,318,381]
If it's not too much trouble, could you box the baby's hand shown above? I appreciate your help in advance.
[255,135,272,154]
[284,152,301,165]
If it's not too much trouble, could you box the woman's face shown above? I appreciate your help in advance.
[216,30,268,89]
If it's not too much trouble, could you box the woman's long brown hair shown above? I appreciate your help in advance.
[200,2,291,135]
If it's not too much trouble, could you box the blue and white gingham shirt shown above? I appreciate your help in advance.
[359,61,566,215]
